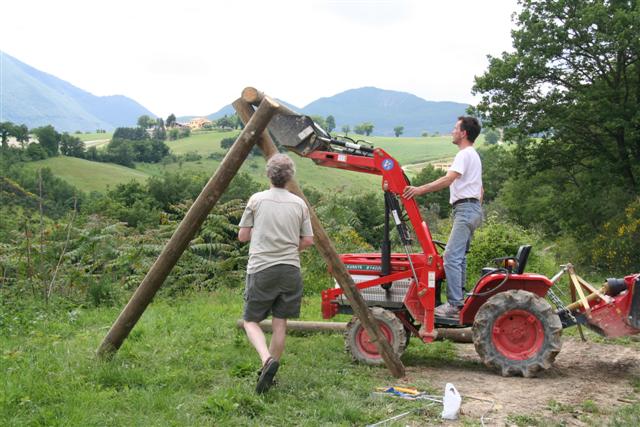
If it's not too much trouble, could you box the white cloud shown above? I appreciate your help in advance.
[1,0,518,118]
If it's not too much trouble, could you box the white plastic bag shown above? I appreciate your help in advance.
[441,383,462,420]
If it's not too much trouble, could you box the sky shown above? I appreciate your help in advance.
[1,0,520,118]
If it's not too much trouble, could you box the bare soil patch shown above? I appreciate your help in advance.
[398,336,640,425]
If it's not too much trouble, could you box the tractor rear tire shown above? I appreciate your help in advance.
[472,290,562,377]
[345,307,407,365]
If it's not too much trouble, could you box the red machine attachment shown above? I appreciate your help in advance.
[553,265,640,338]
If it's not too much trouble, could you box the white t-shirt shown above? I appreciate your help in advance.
[448,146,482,204]
[239,188,313,274]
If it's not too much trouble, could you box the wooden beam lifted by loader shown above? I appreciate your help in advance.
[97,89,406,379]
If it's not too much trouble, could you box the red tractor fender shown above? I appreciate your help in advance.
[460,273,554,325]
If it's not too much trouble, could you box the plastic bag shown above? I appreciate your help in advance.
[441,383,461,420]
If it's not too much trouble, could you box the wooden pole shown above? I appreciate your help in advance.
[97,97,280,359]
[233,93,406,378]
[235,319,473,343]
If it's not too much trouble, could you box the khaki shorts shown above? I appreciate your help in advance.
[243,264,303,322]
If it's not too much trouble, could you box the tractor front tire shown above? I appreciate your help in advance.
[345,307,407,365]
[472,290,562,377]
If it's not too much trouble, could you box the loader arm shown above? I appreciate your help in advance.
[304,148,439,258]
[268,113,444,339]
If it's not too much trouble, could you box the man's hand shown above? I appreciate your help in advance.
[403,185,425,199]
[299,236,314,251]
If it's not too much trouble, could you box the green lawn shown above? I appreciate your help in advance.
[3,290,638,426]
[26,157,150,193]
[1,291,442,426]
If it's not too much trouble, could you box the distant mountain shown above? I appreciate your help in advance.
[302,87,468,137]
[0,51,155,132]
[198,87,468,137]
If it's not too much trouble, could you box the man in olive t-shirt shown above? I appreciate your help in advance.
[238,154,314,393]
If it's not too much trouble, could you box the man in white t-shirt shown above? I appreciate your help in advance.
[403,116,483,319]
[238,153,314,393]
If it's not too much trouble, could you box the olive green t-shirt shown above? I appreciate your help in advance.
[239,188,313,274]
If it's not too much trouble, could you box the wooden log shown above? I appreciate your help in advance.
[236,319,346,333]
[235,319,474,343]
[96,97,280,359]
[233,94,405,378]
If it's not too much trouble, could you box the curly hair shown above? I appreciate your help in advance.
[266,153,296,187]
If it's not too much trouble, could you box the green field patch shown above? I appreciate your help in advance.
[165,130,239,156]
[26,157,149,193]
[74,132,114,142]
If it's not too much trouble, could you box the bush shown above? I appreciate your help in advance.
[466,213,559,287]
[589,198,640,274]
[182,151,202,162]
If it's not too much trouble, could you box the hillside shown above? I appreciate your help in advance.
[0,51,155,132]
[27,131,468,193]
[25,157,150,193]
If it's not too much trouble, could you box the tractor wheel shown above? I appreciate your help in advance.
[472,290,562,377]
[345,307,407,365]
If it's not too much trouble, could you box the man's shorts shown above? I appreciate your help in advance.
[243,264,303,322]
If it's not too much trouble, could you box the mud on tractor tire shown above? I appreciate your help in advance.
[345,307,407,365]
[472,290,563,377]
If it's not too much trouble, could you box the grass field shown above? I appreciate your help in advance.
[3,290,638,426]
[75,132,113,142]
[26,157,149,193]
[26,132,485,194]
[1,291,441,426]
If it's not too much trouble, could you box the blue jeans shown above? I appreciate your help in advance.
[443,202,482,307]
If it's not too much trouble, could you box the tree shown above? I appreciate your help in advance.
[166,113,177,128]
[309,115,327,131]
[113,127,147,141]
[60,133,86,158]
[326,115,336,133]
[33,125,61,157]
[0,122,14,149]
[137,115,155,129]
[472,0,640,261]
[410,165,451,219]
[216,115,234,129]
[355,122,374,136]
[342,125,350,136]
[484,128,500,145]
[394,126,404,137]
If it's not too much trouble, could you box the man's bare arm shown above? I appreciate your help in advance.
[402,170,461,199]
[238,227,252,242]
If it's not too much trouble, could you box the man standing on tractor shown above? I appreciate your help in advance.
[403,116,483,319]
[238,153,314,393]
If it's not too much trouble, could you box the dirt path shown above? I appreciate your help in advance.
[399,337,640,425]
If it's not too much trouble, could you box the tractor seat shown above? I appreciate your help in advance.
[481,245,532,276]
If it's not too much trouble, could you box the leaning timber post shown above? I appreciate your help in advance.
[96,97,280,359]
[234,95,406,378]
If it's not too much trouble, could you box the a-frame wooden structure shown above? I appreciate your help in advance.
[97,89,405,378]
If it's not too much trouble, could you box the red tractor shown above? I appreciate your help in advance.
[269,115,640,377]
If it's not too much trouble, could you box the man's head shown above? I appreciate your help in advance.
[266,153,296,188]
[452,116,481,145]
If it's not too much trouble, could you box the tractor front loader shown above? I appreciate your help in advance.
[267,114,640,377]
